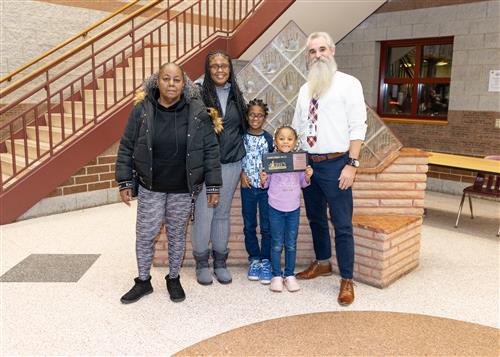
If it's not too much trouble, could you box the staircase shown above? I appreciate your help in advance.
[0,0,295,224]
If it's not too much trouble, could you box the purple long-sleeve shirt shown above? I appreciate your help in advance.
[263,171,310,212]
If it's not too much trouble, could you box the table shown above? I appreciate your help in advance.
[428,152,500,174]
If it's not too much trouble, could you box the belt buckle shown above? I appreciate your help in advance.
[311,154,323,162]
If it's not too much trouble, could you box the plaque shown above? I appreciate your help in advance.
[262,152,307,173]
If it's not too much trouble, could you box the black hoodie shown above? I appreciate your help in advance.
[153,95,189,193]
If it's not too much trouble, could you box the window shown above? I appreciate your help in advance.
[377,37,453,121]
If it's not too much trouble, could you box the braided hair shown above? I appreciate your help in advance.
[201,50,247,129]
[247,98,269,117]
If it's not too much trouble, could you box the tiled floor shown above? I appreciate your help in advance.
[0,254,100,282]
[1,191,498,355]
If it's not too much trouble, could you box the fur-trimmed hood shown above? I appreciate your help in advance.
[133,71,201,105]
[132,71,223,134]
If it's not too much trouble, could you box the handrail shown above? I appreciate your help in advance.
[0,0,162,98]
[0,0,267,191]
[0,0,293,224]
[0,0,141,85]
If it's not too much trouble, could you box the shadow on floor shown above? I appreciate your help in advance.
[424,207,499,240]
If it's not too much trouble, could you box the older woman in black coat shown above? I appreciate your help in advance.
[116,63,221,304]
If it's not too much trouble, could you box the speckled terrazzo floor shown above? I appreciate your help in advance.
[1,191,499,356]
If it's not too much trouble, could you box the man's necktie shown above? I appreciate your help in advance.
[307,95,319,147]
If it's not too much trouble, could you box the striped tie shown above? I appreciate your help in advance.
[307,95,319,147]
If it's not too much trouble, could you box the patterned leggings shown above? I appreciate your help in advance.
[136,185,191,280]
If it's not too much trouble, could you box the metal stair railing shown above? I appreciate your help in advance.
[0,0,141,85]
[0,0,264,191]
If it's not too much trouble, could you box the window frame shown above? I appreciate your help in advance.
[377,36,454,121]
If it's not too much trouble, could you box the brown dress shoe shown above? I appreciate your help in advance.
[337,279,355,306]
[296,260,333,280]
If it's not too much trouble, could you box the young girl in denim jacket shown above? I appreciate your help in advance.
[240,99,273,284]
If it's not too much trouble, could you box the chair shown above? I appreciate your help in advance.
[455,156,500,236]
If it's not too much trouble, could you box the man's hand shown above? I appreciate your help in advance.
[120,188,132,207]
[240,172,250,188]
[259,170,268,188]
[207,193,220,206]
[339,165,357,190]
[304,165,313,183]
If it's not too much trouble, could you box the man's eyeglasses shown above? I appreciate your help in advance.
[248,113,265,119]
[209,63,230,71]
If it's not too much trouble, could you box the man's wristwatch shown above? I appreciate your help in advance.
[347,158,360,168]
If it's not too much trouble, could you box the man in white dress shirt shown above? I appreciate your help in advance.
[292,32,367,306]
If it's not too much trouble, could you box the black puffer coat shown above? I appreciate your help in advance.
[115,77,221,195]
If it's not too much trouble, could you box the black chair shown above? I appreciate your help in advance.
[455,156,500,236]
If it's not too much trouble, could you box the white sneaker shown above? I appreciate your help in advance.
[284,276,300,292]
[269,276,283,292]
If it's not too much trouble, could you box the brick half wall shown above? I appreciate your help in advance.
[153,148,428,289]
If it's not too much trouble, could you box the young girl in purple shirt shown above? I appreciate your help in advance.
[260,126,313,292]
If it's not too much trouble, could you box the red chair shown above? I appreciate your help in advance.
[455,156,500,236]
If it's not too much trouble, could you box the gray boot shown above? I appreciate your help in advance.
[193,250,213,285]
[212,249,232,284]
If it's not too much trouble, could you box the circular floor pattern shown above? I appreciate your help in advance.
[175,311,499,356]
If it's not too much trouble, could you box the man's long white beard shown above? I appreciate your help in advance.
[307,56,337,99]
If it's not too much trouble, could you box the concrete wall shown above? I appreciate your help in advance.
[0,0,121,79]
[334,0,500,157]
[240,0,385,61]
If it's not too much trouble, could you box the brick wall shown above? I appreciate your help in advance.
[335,0,500,156]
[427,164,477,184]
[353,149,427,215]
[347,215,422,288]
[386,111,500,157]
[153,148,428,288]
[46,141,119,198]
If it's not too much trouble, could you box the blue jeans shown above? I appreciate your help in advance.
[269,206,300,277]
[303,153,354,279]
[241,186,271,262]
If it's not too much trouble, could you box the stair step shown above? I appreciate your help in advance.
[139,46,177,58]
[45,113,86,129]
[0,153,27,176]
[115,66,151,80]
[26,126,74,143]
[83,89,127,104]
[63,101,106,117]
[97,78,139,92]
[2,173,11,184]
[5,139,50,160]
[127,57,160,71]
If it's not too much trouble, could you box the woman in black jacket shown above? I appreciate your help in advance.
[191,50,247,285]
[115,63,221,304]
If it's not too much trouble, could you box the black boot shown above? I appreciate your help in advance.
[120,276,153,304]
[166,274,186,302]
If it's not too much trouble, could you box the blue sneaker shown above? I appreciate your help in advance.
[259,259,272,285]
[247,259,261,281]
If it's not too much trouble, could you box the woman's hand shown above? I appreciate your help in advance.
[304,165,313,183]
[120,188,132,207]
[240,172,250,188]
[207,193,220,206]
